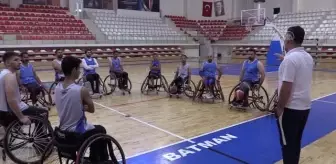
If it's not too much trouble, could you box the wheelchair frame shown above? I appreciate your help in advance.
[140,73,169,95]
[193,79,225,102]
[0,116,54,164]
[103,73,132,95]
[76,76,108,97]
[168,77,196,98]
[265,89,277,113]
[41,128,126,164]
[21,86,53,109]
[228,82,270,111]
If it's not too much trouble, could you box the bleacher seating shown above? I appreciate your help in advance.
[310,11,336,40]
[0,4,94,41]
[0,45,183,67]
[89,10,189,44]
[166,15,250,41]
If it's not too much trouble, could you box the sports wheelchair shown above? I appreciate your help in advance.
[140,72,169,95]
[0,116,54,163]
[192,79,225,103]
[20,85,53,109]
[228,82,270,111]
[265,89,277,113]
[76,76,108,98]
[41,127,126,164]
[168,77,196,98]
[103,72,132,95]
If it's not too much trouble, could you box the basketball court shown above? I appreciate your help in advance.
[21,57,335,164]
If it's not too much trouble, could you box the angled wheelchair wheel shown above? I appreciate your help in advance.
[183,79,196,98]
[76,134,126,164]
[140,76,149,94]
[251,86,270,112]
[193,80,203,101]
[160,75,169,93]
[215,81,225,102]
[265,89,278,113]
[4,116,54,164]
[48,81,58,105]
[103,75,117,95]
[228,83,240,105]
[124,78,132,94]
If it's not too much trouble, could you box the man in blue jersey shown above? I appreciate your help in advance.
[200,55,222,99]
[148,54,161,89]
[108,51,129,90]
[16,52,44,105]
[232,49,265,108]
[81,49,100,95]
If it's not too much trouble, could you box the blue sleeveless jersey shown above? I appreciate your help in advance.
[243,60,259,82]
[203,62,217,78]
[112,58,121,72]
[83,57,97,76]
[20,64,37,85]
[150,60,161,74]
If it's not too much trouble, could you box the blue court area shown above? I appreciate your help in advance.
[191,64,279,76]
[127,93,336,164]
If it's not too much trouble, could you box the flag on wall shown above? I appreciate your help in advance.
[214,0,225,16]
[202,1,212,17]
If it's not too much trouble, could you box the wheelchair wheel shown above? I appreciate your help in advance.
[214,81,225,102]
[76,134,126,164]
[4,116,54,164]
[48,81,58,105]
[103,75,117,95]
[140,76,149,94]
[77,77,108,96]
[160,75,169,93]
[265,89,277,113]
[228,83,240,105]
[193,80,203,101]
[183,80,196,98]
[251,86,269,111]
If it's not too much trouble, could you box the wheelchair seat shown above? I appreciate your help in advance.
[193,79,225,102]
[53,127,82,160]
[140,72,169,94]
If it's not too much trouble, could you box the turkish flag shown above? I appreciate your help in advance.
[202,1,212,17]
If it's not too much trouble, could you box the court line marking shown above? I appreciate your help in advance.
[122,91,336,160]
[314,99,336,105]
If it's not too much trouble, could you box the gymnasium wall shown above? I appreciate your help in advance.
[258,0,293,18]
[296,0,336,11]
[160,0,185,17]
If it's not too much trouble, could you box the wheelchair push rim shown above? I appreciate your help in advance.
[76,134,126,164]
[3,116,54,164]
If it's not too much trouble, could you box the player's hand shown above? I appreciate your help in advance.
[275,107,284,119]
[84,105,89,112]
[19,116,31,125]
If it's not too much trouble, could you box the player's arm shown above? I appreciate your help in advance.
[108,57,113,71]
[32,67,43,85]
[52,60,62,73]
[81,58,93,70]
[16,70,22,87]
[81,87,95,113]
[187,66,191,83]
[4,74,25,119]
[239,61,246,82]
[257,61,265,85]
[174,67,179,79]
[277,59,295,116]
[91,58,99,68]
[119,57,124,71]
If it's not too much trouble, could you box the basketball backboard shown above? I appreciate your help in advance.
[241,8,266,27]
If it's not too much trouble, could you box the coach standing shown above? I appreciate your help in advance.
[275,26,314,164]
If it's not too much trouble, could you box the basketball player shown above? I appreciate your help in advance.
[55,56,109,162]
[16,52,44,105]
[108,51,128,90]
[0,52,48,127]
[52,49,65,82]
[148,54,161,89]
[200,55,222,99]
[276,26,313,164]
[231,49,265,108]
[171,55,191,95]
[81,49,101,95]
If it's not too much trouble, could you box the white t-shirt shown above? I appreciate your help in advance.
[278,47,314,110]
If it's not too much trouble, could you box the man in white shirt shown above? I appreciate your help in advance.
[0,51,48,127]
[276,26,314,164]
[81,49,100,95]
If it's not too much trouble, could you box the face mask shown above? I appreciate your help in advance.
[208,59,212,63]
[248,56,254,61]
[57,55,63,58]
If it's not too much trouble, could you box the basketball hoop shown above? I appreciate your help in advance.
[245,25,252,32]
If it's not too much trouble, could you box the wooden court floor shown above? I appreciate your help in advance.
[1,61,336,163]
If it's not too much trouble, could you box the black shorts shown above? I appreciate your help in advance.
[239,80,260,94]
